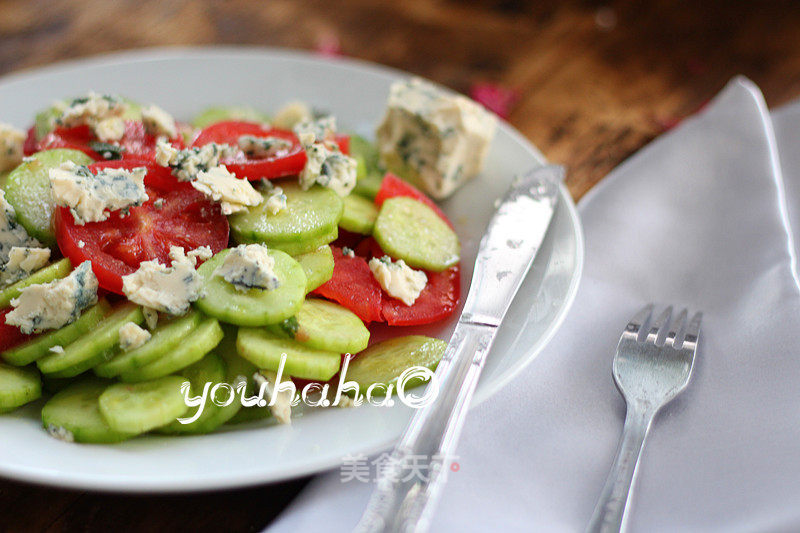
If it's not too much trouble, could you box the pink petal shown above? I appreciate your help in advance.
[470,83,520,119]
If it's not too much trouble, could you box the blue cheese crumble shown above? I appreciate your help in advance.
[0,123,26,172]
[155,140,238,182]
[376,77,497,199]
[49,162,148,225]
[141,104,177,139]
[298,132,356,197]
[272,101,312,130]
[214,244,280,292]
[118,321,151,351]
[293,115,337,143]
[1,246,50,287]
[238,135,293,158]
[192,166,263,215]
[368,255,427,306]
[54,92,128,142]
[259,179,287,215]
[121,246,205,315]
[0,190,43,279]
[5,261,99,334]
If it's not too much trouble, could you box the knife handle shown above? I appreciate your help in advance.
[355,320,497,533]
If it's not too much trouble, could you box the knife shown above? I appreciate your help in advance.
[355,164,564,533]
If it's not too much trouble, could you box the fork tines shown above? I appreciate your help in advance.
[625,304,702,349]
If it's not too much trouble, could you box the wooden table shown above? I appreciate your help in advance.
[2,0,799,530]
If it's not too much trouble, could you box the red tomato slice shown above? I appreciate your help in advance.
[192,121,307,181]
[375,173,454,228]
[55,160,229,294]
[381,266,460,326]
[334,134,350,155]
[38,121,183,162]
[0,308,35,352]
[22,127,37,156]
[312,247,383,323]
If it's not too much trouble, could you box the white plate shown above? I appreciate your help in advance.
[0,47,583,492]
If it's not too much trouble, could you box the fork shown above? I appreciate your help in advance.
[586,304,702,533]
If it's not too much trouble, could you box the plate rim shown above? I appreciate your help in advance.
[0,46,584,492]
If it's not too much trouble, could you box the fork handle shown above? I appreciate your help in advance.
[586,406,654,533]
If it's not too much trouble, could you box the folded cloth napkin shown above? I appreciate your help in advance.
[270,77,800,532]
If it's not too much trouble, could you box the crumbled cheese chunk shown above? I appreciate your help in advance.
[55,92,128,142]
[142,306,159,330]
[49,161,148,225]
[49,345,64,354]
[294,115,337,144]
[5,261,98,334]
[254,371,293,425]
[155,140,237,182]
[118,321,151,351]
[0,123,26,172]
[121,246,204,315]
[1,246,50,286]
[238,135,292,158]
[298,133,356,197]
[376,77,497,199]
[46,424,75,442]
[214,244,280,292]
[272,101,312,130]
[259,179,287,215]
[0,190,42,270]
[192,166,263,215]
[186,245,213,264]
[141,104,177,138]
[342,247,355,258]
[369,256,427,306]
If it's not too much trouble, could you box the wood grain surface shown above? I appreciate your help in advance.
[2,0,800,531]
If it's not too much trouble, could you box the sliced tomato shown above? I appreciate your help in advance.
[375,173,454,228]
[381,266,460,326]
[22,127,37,156]
[38,121,183,162]
[0,308,35,352]
[353,236,383,258]
[334,134,350,155]
[312,246,383,323]
[55,160,229,294]
[192,121,307,180]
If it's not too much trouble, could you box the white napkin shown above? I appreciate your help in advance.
[269,77,800,532]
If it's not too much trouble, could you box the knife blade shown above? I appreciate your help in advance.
[355,164,564,533]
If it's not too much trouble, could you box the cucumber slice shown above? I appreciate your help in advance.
[37,303,144,378]
[349,134,380,173]
[340,194,379,235]
[373,197,460,272]
[268,225,338,256]
[227,405,271,425]
[119,318,223,383]
[353,172,384,200]
[346,335,446,391]
[237,327,341,381]
[2,301,110,366]
[158,351,243,435]
[41,379,136,443]
[195,249,306,327]
[191,106,269,128]
[94,311,202,378]
[229,182,344,252]
[0,363,41,411]
[294,245,334,293]
[4,149,94,244]
[98,376,189,434]
[271,298,369,354]
[0,258,71,309]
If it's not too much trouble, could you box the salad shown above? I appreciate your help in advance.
[0,78,496,443]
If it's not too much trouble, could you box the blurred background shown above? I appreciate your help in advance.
[2,1,800,531]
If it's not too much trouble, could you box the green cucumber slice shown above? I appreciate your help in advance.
[346,335,446,391]
[349,134,380,173]
[41,379,136,443]
[267,225,338,256]
[0,363,41,411]
[2,301,110,366]
[94,310,202,378]
[237,327,341,381]
[227,405,271,425]
[191,106,269,128]
[373,197,460,272]
[353,172,384,200]
[294,245,334,293]
[119,318,223,383]
[37,303,144,378]
[3,149,94,244]
[158,351,243,435]
[271,298,369,354]
[340,194,379,235]
[229,182,343,252]
[0,258,71,309]
[195,249,306,327]
[98,376,189,434]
